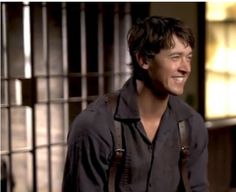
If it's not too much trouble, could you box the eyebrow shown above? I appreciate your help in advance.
[168,51,193,56]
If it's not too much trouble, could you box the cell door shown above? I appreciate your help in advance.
[1,2,149,192]
[1,3,68,192]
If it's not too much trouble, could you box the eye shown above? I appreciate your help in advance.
[186,55,193,62]
[170,54,181,60]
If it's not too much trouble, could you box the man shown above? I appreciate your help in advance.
[62,16,208,192]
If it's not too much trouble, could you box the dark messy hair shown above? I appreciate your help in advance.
[127,16,195,79]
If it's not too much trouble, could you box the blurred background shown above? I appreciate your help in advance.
[0,2,236,192]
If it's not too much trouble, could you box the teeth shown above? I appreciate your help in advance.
[174,77,184,83]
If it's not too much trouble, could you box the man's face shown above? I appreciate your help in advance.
[146,35,193,96]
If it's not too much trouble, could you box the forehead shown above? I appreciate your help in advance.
[165,35,193,54]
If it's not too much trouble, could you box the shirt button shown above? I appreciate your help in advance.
[148,145,152,151]
[149,183,152,188]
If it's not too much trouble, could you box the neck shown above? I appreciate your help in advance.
[136,79,169,119]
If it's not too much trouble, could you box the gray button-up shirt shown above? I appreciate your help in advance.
[62,77,208,192]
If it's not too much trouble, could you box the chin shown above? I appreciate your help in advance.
[169,89,184,96]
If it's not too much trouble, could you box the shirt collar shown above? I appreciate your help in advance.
[114,77,140,121]
[114,77,193,121]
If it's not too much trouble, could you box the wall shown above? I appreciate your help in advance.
[208,126,236,192]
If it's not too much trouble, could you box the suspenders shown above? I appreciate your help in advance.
[107,94,191,192]
[107,93,125,192]
[178,120,191,192]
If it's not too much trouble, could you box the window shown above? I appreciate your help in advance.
[205,2,236,119]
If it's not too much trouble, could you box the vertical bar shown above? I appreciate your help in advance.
[80,3,87,109]
[114,3,120,90]
[98,3,104,95]
[124,3,131,67]
[42,3,52,192]
[23,2,32,79]
[1,3,8,79]
[23,3,35,191]
[2,3,13,192]
[61,2,69,143]
[197,3,206,118]
[29,3,36,192]
[123,3,132,82]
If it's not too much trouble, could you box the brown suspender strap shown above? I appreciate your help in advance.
[178,120,191,192]
[107,94,125,192]
[108,120,124,192]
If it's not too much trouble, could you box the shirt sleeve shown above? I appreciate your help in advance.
[188,113,209,192]
[62,109,112,192]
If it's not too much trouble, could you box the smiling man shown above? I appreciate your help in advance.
[62,16,209,192]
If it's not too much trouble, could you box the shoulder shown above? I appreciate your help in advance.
[172,96,208,151]
[177,98,206,135]
[170,95,203,120]
[170,95,207,137]
[67,95,114,145]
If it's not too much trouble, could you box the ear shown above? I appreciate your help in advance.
[135,53,150,70]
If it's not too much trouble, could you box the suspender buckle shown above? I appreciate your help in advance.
[115,148,125,153]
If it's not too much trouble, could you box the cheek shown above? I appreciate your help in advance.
[153,66,172,78]
[148,67,166,84]
[147,59,173,80]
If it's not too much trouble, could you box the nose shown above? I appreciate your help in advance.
[179,56,191,74]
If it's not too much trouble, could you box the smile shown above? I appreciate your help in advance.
[173,77,185,83]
